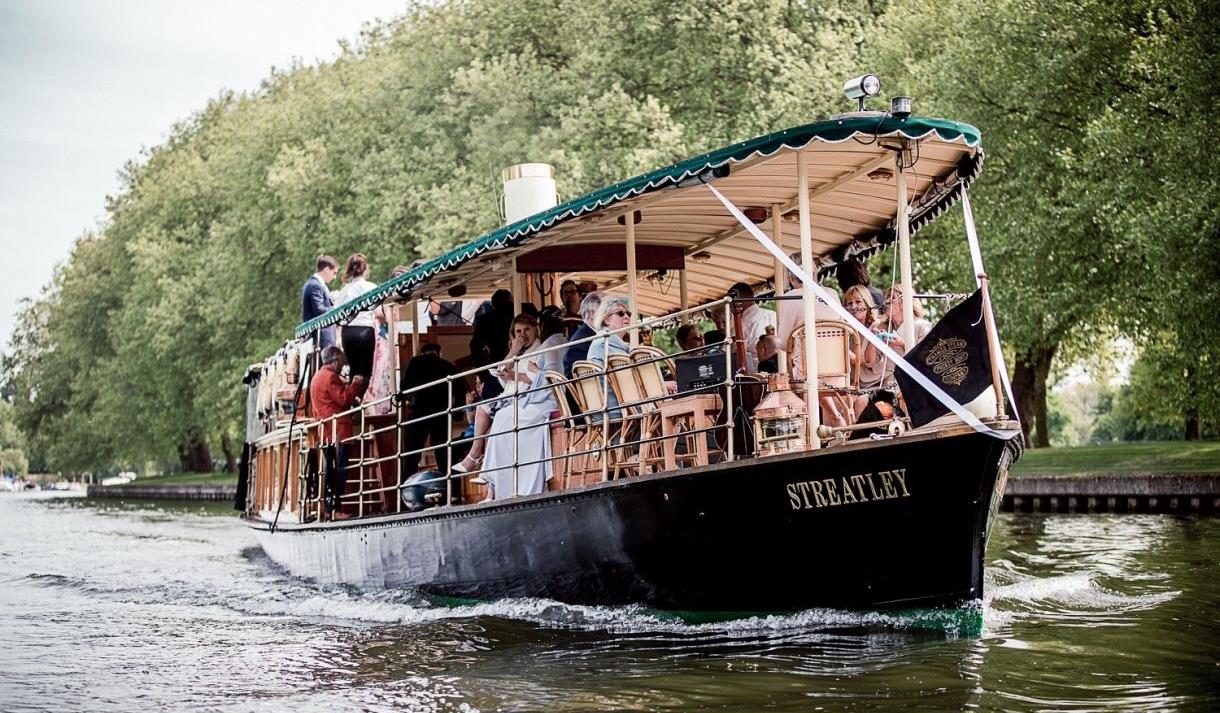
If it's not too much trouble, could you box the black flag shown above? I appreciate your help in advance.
[894,289,993,427]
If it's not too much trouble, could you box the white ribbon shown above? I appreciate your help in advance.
[961,189,1020,423]
[706,183,1001,438]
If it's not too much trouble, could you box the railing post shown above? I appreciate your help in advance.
[396,389,403,514]
[512,351,520,498]
[600,332,610,482]
[724,300,735,461]
[358,405,365,518]
[445,374,454,507]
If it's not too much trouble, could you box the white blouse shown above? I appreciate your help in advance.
[332,277,378,328]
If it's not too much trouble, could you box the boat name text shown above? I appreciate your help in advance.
[786,469,910,510]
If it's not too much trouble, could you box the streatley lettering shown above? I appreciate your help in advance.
[786,468,912,510]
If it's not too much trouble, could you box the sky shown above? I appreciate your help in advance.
[0,0,408,351]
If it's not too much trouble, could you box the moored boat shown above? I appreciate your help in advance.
[240,77,1022,614]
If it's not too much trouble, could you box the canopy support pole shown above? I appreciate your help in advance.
[410,301,420,355]
[896,148,915,348]
[797,151,822,449]
[510,256,523,313]
[679,268,689,324]
[771,203,787,374]
[626,210,639,346]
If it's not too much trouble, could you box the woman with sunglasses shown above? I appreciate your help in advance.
[585,296,633,420]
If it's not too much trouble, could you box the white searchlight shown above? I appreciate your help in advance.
[843,74,881,111]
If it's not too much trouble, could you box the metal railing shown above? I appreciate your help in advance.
[276,298,745,522]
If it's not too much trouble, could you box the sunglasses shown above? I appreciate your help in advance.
[610,310,629,318]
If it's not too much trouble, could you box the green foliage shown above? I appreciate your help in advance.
[1092,338,1219,441]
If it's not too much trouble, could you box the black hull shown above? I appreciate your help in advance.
[250,427,1019,612]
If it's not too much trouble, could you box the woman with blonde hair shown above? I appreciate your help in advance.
[464,313,557,500]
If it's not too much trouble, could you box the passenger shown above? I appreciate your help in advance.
[775,258,840,359]
[835,258,886,311]
[559,279,584,321]
[842,284,884,391]
[333,253,378,379]
[455,313,546,474]
[562,291,603,378]
[756,333,779,374]
[480,370,558,501]
[469,289,515,400]
[399,342,462,477]
[675,324,705,355]
[309,346,367,520]
[704,306,727,351]
[727,282,776,373]
[538,306,569,375]
[585,295,632,420]
[855,286,931,418]
[301,254,338,349]
[363,265,411,417]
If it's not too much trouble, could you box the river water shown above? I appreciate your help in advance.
[0,492,1216,712]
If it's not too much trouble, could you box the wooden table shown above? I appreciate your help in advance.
[660,393,723,470]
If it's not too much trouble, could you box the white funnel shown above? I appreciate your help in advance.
[502,163,557,225]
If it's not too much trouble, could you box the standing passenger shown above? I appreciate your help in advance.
[727,282,776,373]
[333,253,378,379]
[301,255,338,349]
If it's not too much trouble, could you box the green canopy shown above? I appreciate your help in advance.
[296,114,981,337]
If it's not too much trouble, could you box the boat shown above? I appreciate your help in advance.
[239,77,1023,614]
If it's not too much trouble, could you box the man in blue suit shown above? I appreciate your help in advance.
[301,255,339,349]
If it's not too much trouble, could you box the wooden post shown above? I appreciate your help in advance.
[410,300,420,355]
[979,274,1006,418]
[896,148,915,348]
[771,203,787,374]
[510,256,523,313]
[625,210,639,346]
[797,151,821,449]
[679,268,689,324]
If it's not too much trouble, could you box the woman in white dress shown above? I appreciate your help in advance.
[480,314,558,500]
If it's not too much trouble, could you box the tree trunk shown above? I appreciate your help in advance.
[1012,359,1036,446]
[178,437,213,473]
[221,431,237,473]
[1184,365,1200,440]
[1012,344,1057,448]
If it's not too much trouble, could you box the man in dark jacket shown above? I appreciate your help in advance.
[399,342,463,476]
[562,291,603,378]
[301,255,338,349]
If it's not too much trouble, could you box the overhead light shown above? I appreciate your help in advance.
[890,96,912,119]
[447,284,467,298]
[867,168,895,182]
[843,74,881,111]
[781,210,801,223]
[742,207,768,224]
[691,251,712,264]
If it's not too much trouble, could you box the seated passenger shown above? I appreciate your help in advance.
[584,295,632,419]
[775,259,840,358]
[478,316,556,500]
[559,279,585,333]
[842,284,883,389]
[455,313,545,474]
[309,346,367,520]
[675,323,705,355]
[538,306,569,375]
[855,286,931,418]
[562,291,603,378]
[727,282,776,373]
[756,333,779,374]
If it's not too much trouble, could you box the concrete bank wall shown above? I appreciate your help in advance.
[1003,474,1219,514]
[87,483,237,501]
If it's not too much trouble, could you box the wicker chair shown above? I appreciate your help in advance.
[788,321,856,426]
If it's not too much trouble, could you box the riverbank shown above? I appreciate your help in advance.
[87,472,236,501]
